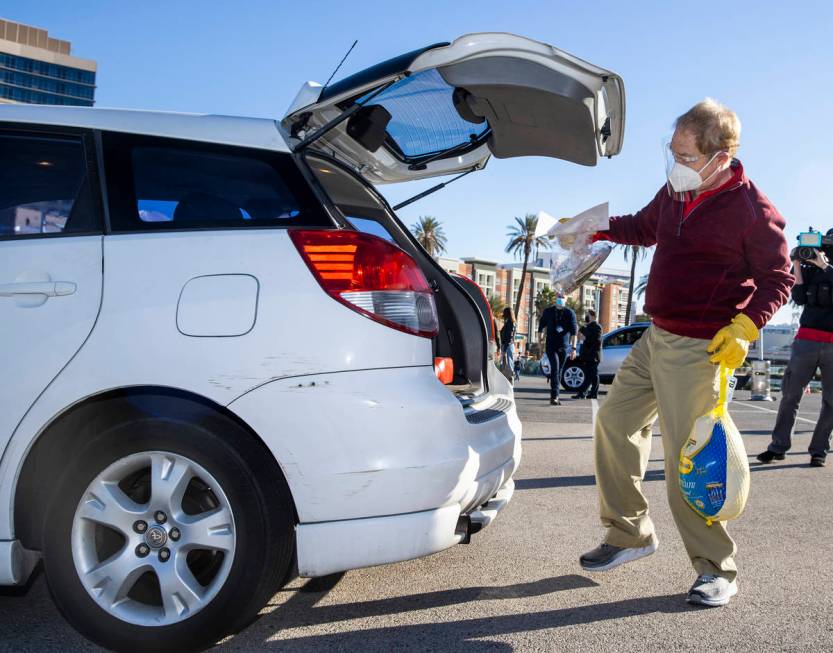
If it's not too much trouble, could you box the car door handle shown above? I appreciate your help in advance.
[0,281,77,297]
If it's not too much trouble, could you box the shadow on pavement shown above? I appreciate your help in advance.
[749,462,816,471]
[244,575,599,635]
[746,451,812,459]
[518,457,819,491]
[513,387,552,395]
[522,436,593,442]
[516,468,665,490]
[241,590,691,651]
[741,429,812,436]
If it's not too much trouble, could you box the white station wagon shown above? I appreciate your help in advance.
[0,33,624,651]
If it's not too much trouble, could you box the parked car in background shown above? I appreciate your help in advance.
[0,32,625,651]
[597,322,651,384]
[562,321,759,394]
[561,322,650,393]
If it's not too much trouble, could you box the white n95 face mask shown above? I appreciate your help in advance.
[664,142,724,198]
[667,160,709,192]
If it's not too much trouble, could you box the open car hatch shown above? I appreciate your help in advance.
[282,32,625,184]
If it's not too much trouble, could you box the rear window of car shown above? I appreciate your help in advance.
[103,133,331,232]
[357,69,490,161]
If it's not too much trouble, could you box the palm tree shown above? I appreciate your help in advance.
[565,296,585,321]
[534,286,557,321]
[505,214,550,318]
[635,273,649,299]
[622,246,649,326]
[411,216,447,257]
[487,293,506,318]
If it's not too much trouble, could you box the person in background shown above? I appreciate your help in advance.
[514,350,522,381]
[574,309,602,399]
[538,291,578,405]
[500,307,516,383]
[758,241,833,468]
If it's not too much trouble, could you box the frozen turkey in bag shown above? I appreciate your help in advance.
[678,367,750,525]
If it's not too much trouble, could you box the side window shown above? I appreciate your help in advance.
[0,132,98,239]
[306,154,398,242]
[605,327,647,347]
[103,134,330,232]
[626,327,647,345]
[604,331,627,347]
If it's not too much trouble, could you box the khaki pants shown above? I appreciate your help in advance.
[595,326,737,580]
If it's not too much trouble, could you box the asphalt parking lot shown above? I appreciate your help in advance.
[2,375,832,652]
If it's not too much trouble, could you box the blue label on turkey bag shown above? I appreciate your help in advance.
[678,366,750,525]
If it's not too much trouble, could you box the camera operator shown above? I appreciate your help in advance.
[758,233,833,468]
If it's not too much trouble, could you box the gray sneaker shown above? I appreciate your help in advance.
[687,574,738,607]
[579,540,658,572]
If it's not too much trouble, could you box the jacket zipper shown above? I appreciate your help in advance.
[676,181,743,237]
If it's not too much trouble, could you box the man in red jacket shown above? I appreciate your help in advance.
[576,99,792,607]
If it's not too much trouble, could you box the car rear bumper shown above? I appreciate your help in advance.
[229,363,521,521]
[228,362,521,574]
[296,477,515,577]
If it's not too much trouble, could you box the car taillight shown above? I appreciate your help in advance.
[290,229,439,338]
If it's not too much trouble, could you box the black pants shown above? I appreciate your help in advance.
[547,348,567,400]
[769,339,833,458]
[584,360,600,397]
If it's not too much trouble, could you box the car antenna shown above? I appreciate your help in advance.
[294,38,398,152]
[320,40,358,96]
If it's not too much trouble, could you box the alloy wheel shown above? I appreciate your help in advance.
[71,451,235,626]
[563,366,586,389]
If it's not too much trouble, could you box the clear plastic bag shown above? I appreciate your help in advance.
[540,353,551,376]
[678,366,750,525]
[548,239,614,293]
[540,203,614,293]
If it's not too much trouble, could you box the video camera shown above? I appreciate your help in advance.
[791,228,833,262]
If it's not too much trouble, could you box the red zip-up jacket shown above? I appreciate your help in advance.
[598,160,793,340]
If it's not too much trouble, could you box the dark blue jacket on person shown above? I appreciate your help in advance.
[538,305,578,351]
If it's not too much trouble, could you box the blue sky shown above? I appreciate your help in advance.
[7,1,831,323]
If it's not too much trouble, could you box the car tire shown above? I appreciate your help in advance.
[42,414,294,653]
[561,361,590,394]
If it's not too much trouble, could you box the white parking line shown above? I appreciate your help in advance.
[592,396,817,429]
[731,400,818,426]
[591,395,815,432]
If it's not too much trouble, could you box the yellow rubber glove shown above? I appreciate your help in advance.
[706,313,759,368]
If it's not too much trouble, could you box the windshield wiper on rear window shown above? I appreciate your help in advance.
[405,131,490,171]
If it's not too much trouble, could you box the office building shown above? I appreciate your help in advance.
[0,18,96,106]
[436,254,631,352]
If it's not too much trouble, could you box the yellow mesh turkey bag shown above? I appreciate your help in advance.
[678,366,750,525]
